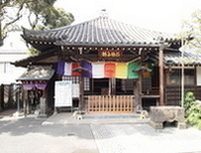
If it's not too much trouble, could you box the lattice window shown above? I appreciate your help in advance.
[121,79,134,91]
[62,76,79,83]
[142,77,152,93]
[166,69,195,85]
[84,77,90,91]
[62,76,90,91]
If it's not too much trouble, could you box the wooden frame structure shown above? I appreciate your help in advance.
[13,15,201,115]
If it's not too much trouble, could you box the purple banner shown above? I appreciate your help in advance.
[56,61,65,75]
[35,83,47,90]
[81,61,92,78]
[22,82,47,90]
[22,84,35,90]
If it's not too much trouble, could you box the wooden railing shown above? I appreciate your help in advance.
[86,95,134,114]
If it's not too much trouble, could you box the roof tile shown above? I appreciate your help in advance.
[22,16,175,47]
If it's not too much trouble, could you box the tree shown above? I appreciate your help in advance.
[25,0,74,30]
[0,0,25,46]
[27,7,74,30]
[0,0,74,46]
[42,7,74,30]
[179,10,201,50]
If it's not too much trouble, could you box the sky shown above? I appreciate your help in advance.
[1,0,201,50]
[55,0,201,33]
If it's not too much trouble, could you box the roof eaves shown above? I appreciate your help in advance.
[54,41,160,47]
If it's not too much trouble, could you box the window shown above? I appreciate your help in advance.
[121,79,135,91]
[184,69,195,85]
[167,69,195,85]
[0,62,14,74]
[83,77,90,91]
[62,76,90,91]
[167,70,180,85]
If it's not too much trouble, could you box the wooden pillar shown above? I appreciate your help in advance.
[134,77,142,112]
[109,78,116,96]
[159,45,165,106]
[23,90,28,117]
[39,90,47,117]
[8,84,14,108]
[79,76,84,111]
[0,84,4,111]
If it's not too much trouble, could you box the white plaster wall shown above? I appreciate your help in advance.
[0,32,29,84]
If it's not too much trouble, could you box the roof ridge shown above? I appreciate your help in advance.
[22,16,173,36]
[22,16,106,35]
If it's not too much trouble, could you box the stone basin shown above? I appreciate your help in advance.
[149,106,186,129]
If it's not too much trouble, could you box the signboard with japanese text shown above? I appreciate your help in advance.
[54,81,72,107]
[98,50,122,59]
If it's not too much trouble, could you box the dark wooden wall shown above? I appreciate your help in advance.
[165,85,201,105]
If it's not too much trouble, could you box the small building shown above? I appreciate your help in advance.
[13,15,201,115]
[0,32,28,84]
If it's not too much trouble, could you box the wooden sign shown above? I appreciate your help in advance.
[98,50,122,58]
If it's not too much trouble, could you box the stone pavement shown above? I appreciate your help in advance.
[43,112,201,153]
[91,124,201,153]
[1,110,201,153]
[42,112,149,125]
[0,111,99,153]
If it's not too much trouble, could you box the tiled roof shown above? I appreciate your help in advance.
[164,51,201,66]
[17,65,55,81]
[22,16,176,47]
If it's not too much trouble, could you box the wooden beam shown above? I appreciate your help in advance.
[159,45,165,106]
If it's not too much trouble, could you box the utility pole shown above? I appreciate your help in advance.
[181,39,185,107]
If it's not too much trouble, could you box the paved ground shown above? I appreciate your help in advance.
[1,110,201,153]
[0,115,98,153]
[91,124,201,153]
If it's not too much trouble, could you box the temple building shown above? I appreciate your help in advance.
[13,14,201,116]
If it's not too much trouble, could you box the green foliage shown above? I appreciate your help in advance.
[177,9,201,52]
[183,91,196,113]
[25,0,74,30]
[0,0,74,47]
[28,47,40,56]
[0,0,25,46]
[184,91,201,130]
[42,8,74,29]
[186,104,201,130]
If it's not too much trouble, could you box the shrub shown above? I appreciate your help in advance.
[184,91,201,130]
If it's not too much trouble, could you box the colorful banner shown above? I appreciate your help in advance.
[127,62,139,79]
[64,62,72,75]
[92,63,104,78]
[81,61,92,78]
[56,61,65,75]
[57,61,141,79]
[104,63,116,78]
[115,63,128,79]
[72,63,80,76]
